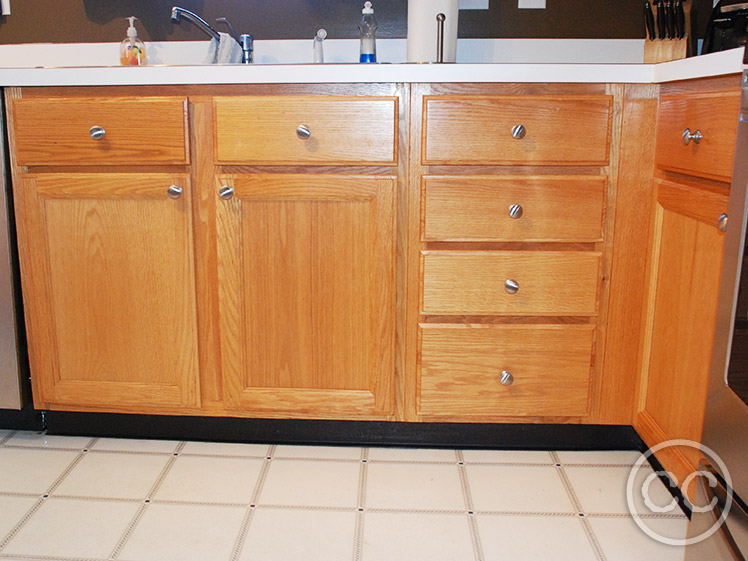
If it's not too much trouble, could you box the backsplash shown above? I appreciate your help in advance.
[0,0,716,45]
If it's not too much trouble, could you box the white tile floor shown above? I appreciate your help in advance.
[0,430,689,561]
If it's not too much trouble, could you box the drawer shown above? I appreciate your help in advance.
[423,175,606,242]
[214,96,398,165]
[421,251,600,316]
[656,91,740,181]
[12,97,189,166]
[419,324,593,417]
[422,95,612,165]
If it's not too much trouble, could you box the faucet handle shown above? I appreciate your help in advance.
[215,17,240,43]
[240,34,254,64]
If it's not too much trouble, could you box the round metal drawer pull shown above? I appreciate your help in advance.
[511,124,526,140]
[218,186,235,200]
[718,213,728,233]
[296,124,312,140]
[167,185,183,199]
[89,126,106,140]
[500,370,514,386]
[505,279,519,294]
[508,204,523,219]
[682,128,702,145]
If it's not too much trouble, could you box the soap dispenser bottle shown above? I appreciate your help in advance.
[358,2,378,63]
[120,16,146,66]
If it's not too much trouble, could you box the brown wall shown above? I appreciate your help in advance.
[0,0,715,44]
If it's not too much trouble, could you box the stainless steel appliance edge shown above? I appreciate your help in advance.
[0,91,24,410]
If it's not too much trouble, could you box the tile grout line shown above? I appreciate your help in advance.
[0,440,97,555]
[352,447,368,561]
[577,515,609,561]
[108,501,148,561]
[0,430,16,445]
[473,510,579,517]
[108,441,185,560]
[0,496,45,553]
[457,450,485,561]
[0,552,106,561]
[146,441,185,500]
[586,512,688,519]
[228,444,276,561]
[551,451,608,561]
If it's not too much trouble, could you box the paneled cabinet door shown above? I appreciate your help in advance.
[635,179,728,485]
[18,174,201,410]
[216,174,397,417]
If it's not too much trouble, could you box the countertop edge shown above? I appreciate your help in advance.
[0,47,742,87]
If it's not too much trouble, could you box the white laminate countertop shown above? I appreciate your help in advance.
[0,41,743,86]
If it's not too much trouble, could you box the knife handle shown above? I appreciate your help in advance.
[656,0,666,39]
[645,1,657,40]
[675,0,686,39]
[665,0,675,39]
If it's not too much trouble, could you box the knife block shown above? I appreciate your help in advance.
[643,0,691,63]
[644,37,688,63]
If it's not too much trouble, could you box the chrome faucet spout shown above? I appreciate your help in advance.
[170,6,221,41]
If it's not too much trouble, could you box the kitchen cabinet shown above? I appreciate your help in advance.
[8,93,200,412]
[409,84,617,423]
[2,77,742,434]
[6,85,403,420]
[634,76,740,490]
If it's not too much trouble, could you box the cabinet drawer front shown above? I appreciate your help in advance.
[422,251,600,316]
[422,95,612,165]
[419,324,593,417]
[423,175,606,242]
[214,96,398,165]
[12,97,189,166]
[655,91,740,181]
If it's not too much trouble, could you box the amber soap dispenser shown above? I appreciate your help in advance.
[120,16,146,66]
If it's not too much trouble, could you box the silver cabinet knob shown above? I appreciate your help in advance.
[505,279,519,294]
[508,204,523,219]
[511,124,526,140]
[296,124,312,140]
[167,185,183,199]
[682,128,702,145]
[718,213,728,233]
[218,186,234,200]
[500,370,514,386]
[89,126,106,140]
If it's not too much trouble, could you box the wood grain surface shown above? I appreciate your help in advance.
[419,324,594,417]
[421,250,601,316]
[217,174,397,416]
[655,90,741,182]
[423,95,612,165]
[214,96,398,166]
[19,173,200,409]
[423,175,606,242]
[12,97,189,166]
[636,179,728,480]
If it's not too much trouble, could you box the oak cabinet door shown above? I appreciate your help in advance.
[216,174,397,417]
[18,173,201,410]
[636,179,728,485]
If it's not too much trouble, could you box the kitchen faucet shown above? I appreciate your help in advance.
[170,6,253,63]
